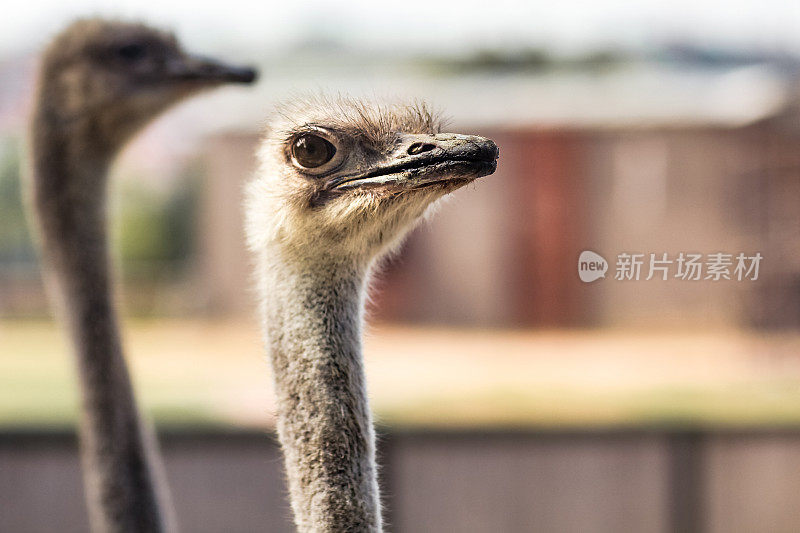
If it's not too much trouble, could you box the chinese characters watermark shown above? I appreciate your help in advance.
[579,251,762,283]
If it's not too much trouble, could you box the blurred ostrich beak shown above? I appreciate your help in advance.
[167,54,258,84]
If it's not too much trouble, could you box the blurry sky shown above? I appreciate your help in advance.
[1,0,800,58]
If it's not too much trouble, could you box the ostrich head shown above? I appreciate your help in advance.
[35,18,256,153]
[246,95,499,266]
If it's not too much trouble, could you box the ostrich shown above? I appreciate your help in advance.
[245,95,498,532]
[27,19,256,532]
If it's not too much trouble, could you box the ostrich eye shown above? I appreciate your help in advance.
[292,134,336,169]
[117,43,147,61]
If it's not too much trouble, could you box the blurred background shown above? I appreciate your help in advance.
[2,1,800,531]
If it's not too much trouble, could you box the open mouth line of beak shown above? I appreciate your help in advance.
[168,57,258,84]
[175,69,256,83]
[331,155,491,189]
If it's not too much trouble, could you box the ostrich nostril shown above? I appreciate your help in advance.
[408,142,436,155]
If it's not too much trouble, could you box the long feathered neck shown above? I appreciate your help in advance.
[29,86,176,533]
[257,249,382,532]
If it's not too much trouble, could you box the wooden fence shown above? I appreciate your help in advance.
[2,428,800,532]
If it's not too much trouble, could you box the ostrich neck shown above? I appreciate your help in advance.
[30,108,175,532]
[259,251,382,533]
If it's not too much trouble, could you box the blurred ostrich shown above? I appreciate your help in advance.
[245,95,498,532]
[28,19,255,532]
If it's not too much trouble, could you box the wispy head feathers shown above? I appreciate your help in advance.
[272,93,446,149]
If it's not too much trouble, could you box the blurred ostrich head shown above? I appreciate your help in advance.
[35,18,256,153]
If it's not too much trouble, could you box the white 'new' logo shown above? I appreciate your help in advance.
[578,251,607,282]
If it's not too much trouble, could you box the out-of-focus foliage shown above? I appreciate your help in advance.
[417,48,627,75]
[0,138,35,268]
[0,138,201,315]
[0,140,200,277]
[116,162,201,281]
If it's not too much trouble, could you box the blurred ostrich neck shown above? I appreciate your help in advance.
[259,250,382,532]
[31,97,174,532]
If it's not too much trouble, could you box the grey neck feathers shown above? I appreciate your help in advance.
[29,101,176,533]
[258,250,382,532]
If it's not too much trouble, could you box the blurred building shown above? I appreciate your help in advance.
[2,49,799,329]
[196,64,800,328]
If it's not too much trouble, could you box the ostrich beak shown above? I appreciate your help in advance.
[167,55,258,84]
[331,133,498,190]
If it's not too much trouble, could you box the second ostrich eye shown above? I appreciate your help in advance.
[117,43,147,62]
[292,135,336,169]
